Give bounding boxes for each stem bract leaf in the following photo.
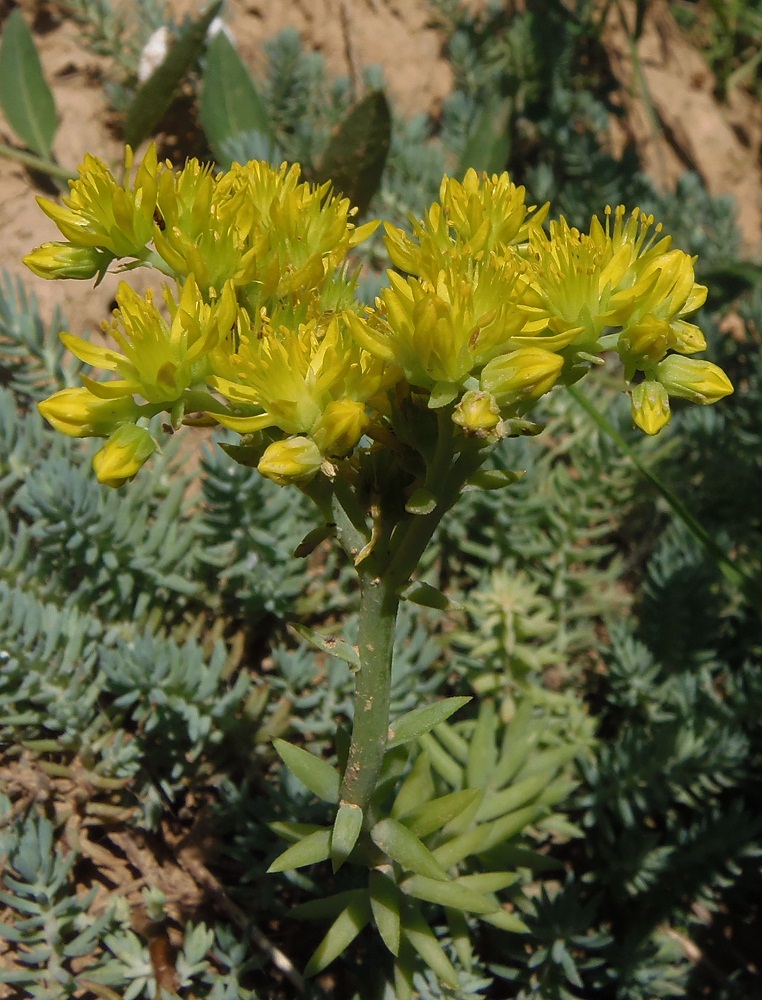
[273,739,341,802]
[387,696,471,749]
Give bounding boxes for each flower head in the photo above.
[32,146,159,260]
[385,168,548,281]
[59,274,236,406]
[349,254,528,401]
[208,308,394,458]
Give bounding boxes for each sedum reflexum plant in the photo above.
[26,146,733,986]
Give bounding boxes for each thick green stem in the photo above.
[386,446,487,588]
[339,572,400,811]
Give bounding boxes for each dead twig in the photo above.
[176,842,306,995]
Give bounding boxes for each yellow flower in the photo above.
[257,436,324,486]
[38,387,141,437]
[32,146,159,260]
[208,310,393,454]
[92,424,158,487]
[24,242,112,281]
[61,274,236,405]
[348,254,527,399]
[385,168,548,280]
[656,355,734,404]
[631,380,671,435]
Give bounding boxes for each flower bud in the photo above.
[618,315,670,365]
[257,437,323,486]
[452,389,501,434]
[311,400,367,455]
[38,388,140,437]
[24,242,112,281]
[656,355,734,404]
[480,348,563,408]
[631,380,671,435]
[93,424,158,487]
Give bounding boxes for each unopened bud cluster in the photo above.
[28,146,733,487]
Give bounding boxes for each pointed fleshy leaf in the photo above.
[464,468,525,492]
[393,948,416,1000]
[292,890,364,921]
[476,801,548,851]
[478,908,530,933]
[289,623,360,669]
[391,752,434,819]
[124,1,223,149]
[537,778,577,808]
[401,875,500,915]
[440,784,483,838]
[398,789,482,840]
[475,771,549,823]
[432,720,470,765]
[433,804,544,869]
[369,870,401,956]
[293,523,336,558]
[466,699,498,790]
[418,732,464,787]
[373,745,410,804]
[267,827,332,873]
[268,821,324,845]
[331,801,363,872]
[447,908,473,973]
[387,697,471,750]
[315,90,391,215]
[536,813,584,839]
[371,818,449,881]
[404,488,436,515]
[303,893,372,977]
[273,739,340,803]
[456,872,518,893]
[428,381,459,408]
[199,29,273,166]
[481,843,563,873]
[492,698,537,789]
[401,905,459,987]
[513,743,581,782]
[0,10,57,158]
[402,581,460,612]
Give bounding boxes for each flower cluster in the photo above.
[29,148,732,488]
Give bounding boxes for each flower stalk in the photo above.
[340,569,400,813]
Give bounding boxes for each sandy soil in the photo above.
[0,0,760,339]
